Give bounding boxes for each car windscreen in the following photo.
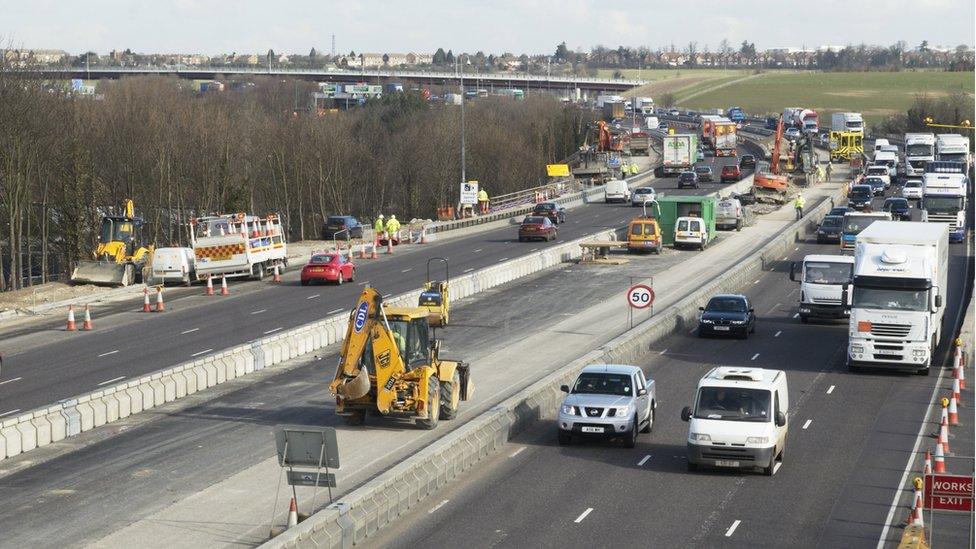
[849,188,872,199]
[522,217,546,225]
[310,255,336,264]
[865,177,884,186]
[679,173,695,181]
[706,297,747,312]
[804,262,852,285]
[905,181,922,188]
[634,188,654,195]
[821,216,842,228]
[572,372,633,396]
[534,203,555,211]
[885,199,908,209]
[694,167,710,173]
[853,286,930,312]
[694,387,771,422]
[844,216,880,233]
[326,217,348,225]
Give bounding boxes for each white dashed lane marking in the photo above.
[802,419,813,430]
[0,377,22,386]
[181,328,199,334]
[751,353,760,361]
[827,385,835,394]
[638,455,651,466]
[97,350,119,357]
[190,348,213,357]
[574,508,594,523]
[725,520,741,537]
[97,376,126,386]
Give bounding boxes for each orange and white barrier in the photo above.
[933,442,946,473]
[948,394,959,426]
[273,263,281,283]
[287,497,298,528]
[938,417,950,454]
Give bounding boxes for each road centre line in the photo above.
[97,376,126,386]
[263,327,283,335]
[766,303,780,314]
[327,308,343,315]
[0,409,20,418]
[751,353,760,361]
[401,268,412,273]
[574,508,594,523]
[181,328,199,334]
[725,520,741,537]
[428,500,450,514]
[753,279,760,284]
[826,385,835,394]
[802,419,812,429]
[510,447,525,458]
[0,377,22,386]
[774,331,782,338]
[97,350,119,357]
[463,268,474,273]
[250,309,266,315]
[638,455,651,466]
[473,248,482,253]
[190,348,213,357]
[498,257,509,262]
[306,294,320,300]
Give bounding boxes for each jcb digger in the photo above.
[71,199,153,286]
[330,288,473,429]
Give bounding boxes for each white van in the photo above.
[150,247,196,286]
[872,138,890,157]
[681,367,789,475]
[644,116,660,131]
[604,179,631,203]
[874,150,898,179]
[674,216,710,250]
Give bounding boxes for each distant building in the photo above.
[2,48,69,66]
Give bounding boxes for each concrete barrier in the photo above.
[264,183,847,549]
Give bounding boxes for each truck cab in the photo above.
[674,216,710,250]
[841,211,892,251]
[904,133,935,177]
[921,168,968,242]
[790,254,854,322]
[681,367,789,476]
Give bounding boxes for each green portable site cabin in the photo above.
[652,195,716,246]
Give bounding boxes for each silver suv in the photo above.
[557,364,656,447]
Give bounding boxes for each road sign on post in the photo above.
[627,284,655,309]
[459,181,479,205]
[924,473,973,512]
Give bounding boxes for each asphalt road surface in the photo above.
[368,193,972,549]
[0,144,753,415]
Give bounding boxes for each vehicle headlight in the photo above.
[913,349,927,357]
[731,320,745,325]
[850,343,864,354]
[700,318,714,324]
[690,433,711,442]
[561,405,576,416]
[746,436,769,444]
[613,405,631,417]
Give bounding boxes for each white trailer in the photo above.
[903,133,935,177]
[847,221,949,374]
[190,213,288,281]
[936,134,972,174]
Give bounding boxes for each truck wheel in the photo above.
[623,415,638,448]
[440,370,461,420]
[641,403,654,433]
[253,263,265,281]
[417,376,440,430]
[343,410,366,426]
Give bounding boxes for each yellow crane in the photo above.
[330,288,473,428]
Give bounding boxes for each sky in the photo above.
[1,0,973,56]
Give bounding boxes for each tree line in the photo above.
[0,71,591,291]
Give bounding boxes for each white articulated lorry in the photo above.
[936,134,972,174]
[903,133,935,177]
[921,162,968,243]
[846,221,949,374]
[790,254,854,322]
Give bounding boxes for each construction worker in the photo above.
[825,162,833,181]
[374,215,385,238]
[630,162,639,175]
[794,192,805,220]
[477,188,489,214]
[385,214,401,242]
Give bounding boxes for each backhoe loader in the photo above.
[71,199,153,286]
[330,288,473,429]
[418,257,450,327]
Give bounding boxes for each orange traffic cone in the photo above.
[370,236,379,259]
[923,450,932,475]
[933,442,947,473]
[957,353,966,390]
[952,377,962,406]
[82,305,93,331]
[206,276,214,296]
[66,305,77,331]
[359,241,367,259]
[948,395,959,426]
[938,417,950,454]
[142,288,152,312]
[273,263,281,283]
[154,288,165,312]
[386,233,394,255]
[909,489,924,528]
[420,226,429,244]
[287,497,298,528]
[220,275,229,295]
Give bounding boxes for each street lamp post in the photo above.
[460,54,466,184]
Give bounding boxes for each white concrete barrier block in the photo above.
[149,379,165,406]
[243,353,254,375]
[126,387,143,414]
[77,402,95,431]
[204,362,219,386]
[218,357,233,381]
[288,341,299,360]
[16,422,37,453]
[233,354,246,377]
[46,412,66,442]
[173,371,187,399]
[91,398,107,427]
[297,336,307,356]
[162,376,177,402]
[31,416,52,447]
[116,389,132,419]
[271,343,282,365]
[137,384,155,411]
[194,365,209,390]
[104,393,120,423]
[1,426,21,458]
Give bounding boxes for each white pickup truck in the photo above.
[557,364,655,448]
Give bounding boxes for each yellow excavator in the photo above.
[418,257,450,327]
[330,287,473,429]
[71,199,153,286]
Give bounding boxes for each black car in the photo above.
[848,185,874,210]
[698,294,756,339]
[883,197,912,220]
[678,171,699,189]
[827,206,851,217]
[816,215,844,243]
[739,154,757,169]
[322,215,364,239]
[765,117,778,130]
[531,201,566,224]
[865,176,886,196]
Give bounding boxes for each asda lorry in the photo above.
[662,134,697,176]
[847,221,948,374]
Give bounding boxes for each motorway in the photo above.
[0,144,751,416]
[368,191,974,549]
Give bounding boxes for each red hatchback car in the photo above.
[518,216,557,242]
[301,253,356,285]
[720,165,741,183]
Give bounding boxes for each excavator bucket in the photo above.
[71,260,131,286]
[335,367,371,400]
[331,288,382,401]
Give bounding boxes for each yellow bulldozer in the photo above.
[71,199,153,287]
[330,287,473,429]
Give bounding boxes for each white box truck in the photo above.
[846,221,949,374]
[921,165,968,242]
[903,133,935,177]
[790,254,854,322]
[190,213,288,281]
[831,112,864,134]
[936,134,972,174]
[662,134,697,176]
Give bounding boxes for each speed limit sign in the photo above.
[627,284,655,309]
